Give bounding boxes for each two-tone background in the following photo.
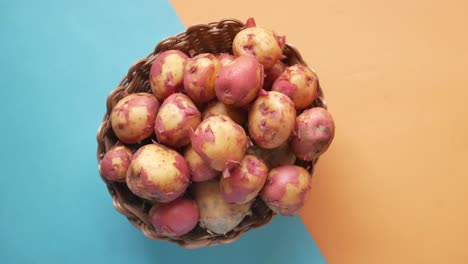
[1,0,467,263]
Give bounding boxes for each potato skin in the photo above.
[263,60,286,90]
[202,100,247,126]
[183,53,221,103]
[193,180,251,234]
[190,115,248,171]
[246,143,296,170]
[150,50,188,101]
[154,93,201,148]
[218,53,234,66]
[99,145,133,182]
[215,55,263,107]
[110,93,160,144]
[291,107,335,160]
[248,91,296,149]
[126,143,190,202]
[220,155,268,204]
[261,165,311,216]
[184,145,219,182]
[149,198,199,237]
[232,26,284,70]
[272,65,318,110]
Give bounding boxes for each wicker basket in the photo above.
[96,18,327,248]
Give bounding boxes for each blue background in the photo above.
[0,0,325,263]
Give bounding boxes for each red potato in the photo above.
[126,143,190,202]
[272,64,318,110]
[202,100,247,125]
[215,55,263,107]
[291,107,335,161]
[150,50,188,101]
[99,144,133,182]
[220,155,268,204]
[232,18,285,70]
[155,93,201,148]
[218,53,235,66]
[111,93,159,144]
[190,115,248,172]
[261,165,311,216]
[193,180,251,234]
[248,91,296,149]
[263,60,286,90]
[149,198,199,237]
[184,145,219,182]
[183,53,221,103]
[246,143,296,169]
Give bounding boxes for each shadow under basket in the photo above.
[96,18,327,249]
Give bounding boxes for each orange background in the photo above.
[171,0,468,263]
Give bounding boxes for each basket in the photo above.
[96,18,327,248]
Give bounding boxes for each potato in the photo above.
[183,53,221,103]
[220,155,268,204]
[215,55,263,107]
[190,115,248,171]
[246,143,296,170]
[150,50,188,101]
[99,144,133,182]
[149,198,199,237]
[218,53,234,66]
[263,60,286,90]
[261,165,311,216]
[193,180,251,234]
[154,93,201,148]
[110,93,160,144]
[291,107,335,160]
[272,64,318,110]
[232,18,285,70]
[184,145,219,182]
[126,143,189,202]
[202,100,247,126]
[248,91,296,149]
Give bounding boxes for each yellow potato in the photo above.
[126,143,189,202]
[154,93,201,148]
[248,91,296,149]
[110,93,159,144]
[149,50,188,101]
[232,26,284,70]
[272,65,318,110]
[190,115,248,171]
[183,53,221,103]
[202,100,247,126]
[193,181,251,235]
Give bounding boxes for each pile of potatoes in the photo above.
[99,18,335,238]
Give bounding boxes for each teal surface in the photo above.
[0,0,326,263]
